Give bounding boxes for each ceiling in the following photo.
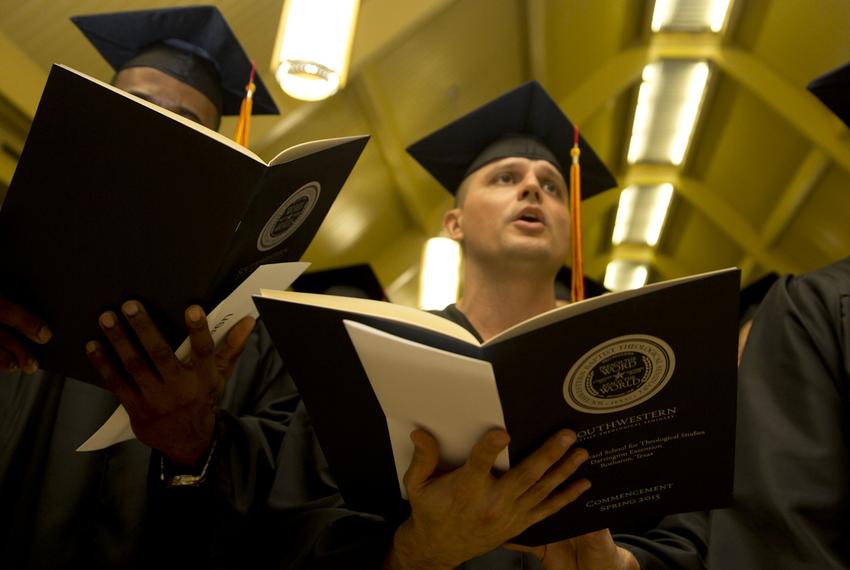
[2,0,850,306]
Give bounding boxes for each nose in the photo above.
[518,172,542,203]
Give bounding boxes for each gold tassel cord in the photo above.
[570,126,584,303]
[233,61,256,147]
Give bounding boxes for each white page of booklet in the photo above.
[344,320,509,499]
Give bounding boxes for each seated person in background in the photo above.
[0,7,297,568]
[262,81,642,570]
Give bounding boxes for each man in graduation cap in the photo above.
[265,81,640,570]
[0,6,297,569]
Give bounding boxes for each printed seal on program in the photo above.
[563,335,675,414]
[257,182,321,252]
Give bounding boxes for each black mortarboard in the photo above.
[739,272,779,325]
[71,5,279,116]
[405,80,617,197]
[807,60,850,127]
[292,264,386,301]
[554,267,609,300]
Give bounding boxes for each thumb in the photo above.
[402,429,440,496]
[215,316,256,378]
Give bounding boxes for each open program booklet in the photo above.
[252,267,740,545]
[0,63,367,385]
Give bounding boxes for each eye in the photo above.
[493,172,515,185]
[542,179,563,195]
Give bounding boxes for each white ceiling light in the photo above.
[418,237,461,310]
[627,59,710,166]
[604,260,650,292]
[651,0,733,33]
[612,183,674,246]
[272,0,360,101]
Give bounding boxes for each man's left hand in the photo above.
[86,300,255,467]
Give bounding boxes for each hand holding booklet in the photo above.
[252,268,740,545]
[0,63,368,385]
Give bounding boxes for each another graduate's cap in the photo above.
[739,272,779,324]
[292,264,386,301]
[808,60,850,127]
[555,267,609,300]
[405,80,617,197]
[71,5,279,117]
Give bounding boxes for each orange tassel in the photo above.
[233,61,256,147]
[570,126,584,303]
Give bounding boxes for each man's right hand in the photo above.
[386,428,591,570]
[0,295,51,374]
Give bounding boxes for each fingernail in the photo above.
[122,301,139,317]
[23,359,38,374]
[36,325,52,344]
[493,431,510,446]
[188,306,203,322]
[100,312,116,329]
[85,341,98,355]
[560,431,576,447]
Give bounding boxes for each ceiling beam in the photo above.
[558,46,647,124]
[738,147,828,282]
[350,67,435,233]
[525,0,547,84]
[624,164,797,274]
[585,243,693,283]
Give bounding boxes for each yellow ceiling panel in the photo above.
[688,74,810,231]
[777,162,850,270]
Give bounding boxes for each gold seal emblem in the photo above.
[257,181,321,252]
[564,335,675,414]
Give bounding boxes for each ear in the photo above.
[443,208,464,242]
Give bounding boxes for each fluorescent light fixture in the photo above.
[604,260,650,292]
[612,183,674,246]
[627,60,710,165]
[651,0,733,33]
[272,0,360,101]
[418,237,461,310]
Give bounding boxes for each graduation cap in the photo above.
[71,5,279,118]
[406,80,617,198]
[406,80,618,302]
[739,272,779,325]
[292,264,386,301]
[555,267,609,301]
[808,60,850,127]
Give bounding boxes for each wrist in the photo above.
[162,412,217,467]
[160,434,218,488]
[386,520,456,570]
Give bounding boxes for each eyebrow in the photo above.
[489,158,563,177]
[126,90,204,125]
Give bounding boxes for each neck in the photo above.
[455,259,558,341]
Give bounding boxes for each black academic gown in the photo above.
[259,305,570,569]
[618,255,850,569]
[0,320,298,570]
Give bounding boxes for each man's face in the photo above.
[113,67,220,130]
[443,156,571,270]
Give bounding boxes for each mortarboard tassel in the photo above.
[233,61,256,147]
[570,125,584,303]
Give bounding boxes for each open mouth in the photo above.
[515,208,545,225]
